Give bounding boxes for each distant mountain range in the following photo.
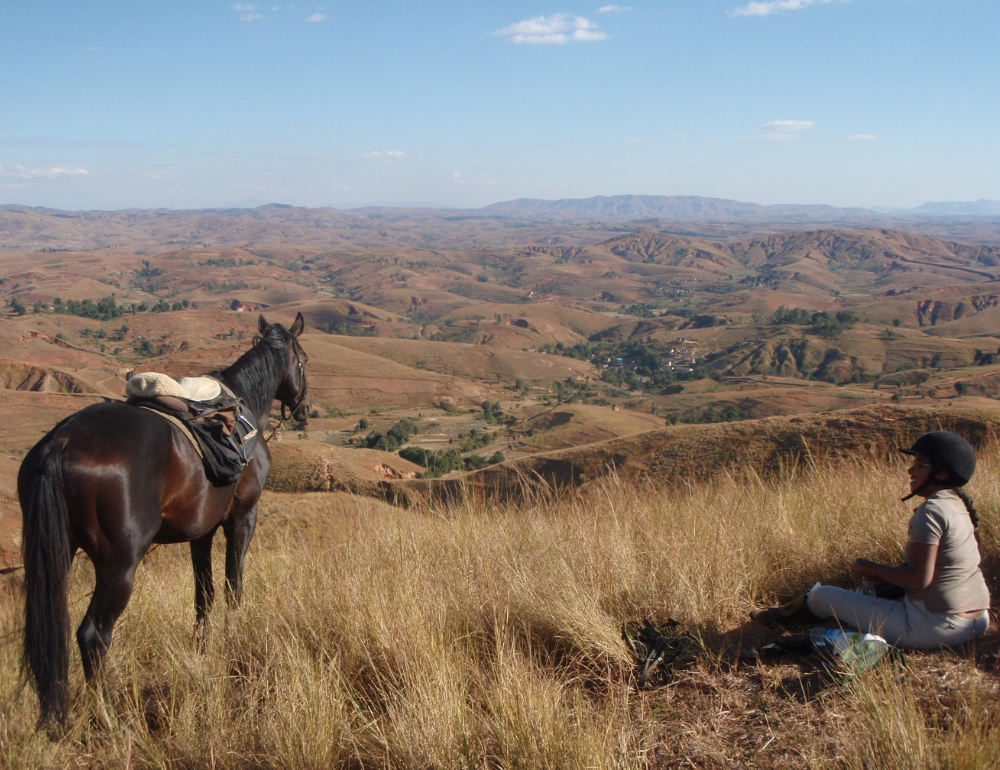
[481,195,1000,221]
[905,200,1000,217]
[4,195,1000,252]
[5,195,998,223]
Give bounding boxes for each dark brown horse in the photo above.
[19,313,310,732]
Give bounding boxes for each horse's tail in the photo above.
[21,437,73,731]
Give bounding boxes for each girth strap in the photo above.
[137,406,204,459]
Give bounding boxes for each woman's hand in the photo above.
[851,544,937,590]
[852,558,880,577]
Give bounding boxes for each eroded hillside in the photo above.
[3,209,1000,562]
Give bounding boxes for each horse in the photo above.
[18,313,310,733]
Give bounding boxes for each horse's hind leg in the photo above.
[223,504,258,607]
[76,561,140,682]
[190,531,216,649]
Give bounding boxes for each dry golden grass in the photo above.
[1,443,999,768]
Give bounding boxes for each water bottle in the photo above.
[809,627,830,649]
[857,577,876,597]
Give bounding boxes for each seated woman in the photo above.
[756,431,990,649]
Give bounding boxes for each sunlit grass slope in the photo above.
[1,442,998,768]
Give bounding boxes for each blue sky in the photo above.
[1,0,997,211]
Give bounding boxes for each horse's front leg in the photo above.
[190,531,216,650]
[222,504,258,608]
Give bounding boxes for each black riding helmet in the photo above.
[900,430,976,500]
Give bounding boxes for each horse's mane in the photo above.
[217,324,292,418]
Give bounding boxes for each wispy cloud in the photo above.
[232,3,263,21]
[0,138,140,150]
[305,13,326,22]
[362,150,405,163]
[598,4,633,12]
[0,164,89,179]
[732,0,844,17]
[847,133,879,141]
[743,119,816,140]
[495,14,607,44]
[760,119,815,132]
[453,170,498,186]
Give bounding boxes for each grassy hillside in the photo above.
[2,439,998,768]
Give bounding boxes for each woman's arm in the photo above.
[852,542,937,590]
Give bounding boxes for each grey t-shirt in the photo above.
[906,489,990,613]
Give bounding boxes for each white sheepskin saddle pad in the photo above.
[126,372,222,402]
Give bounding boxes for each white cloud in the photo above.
[624,137,648,143]
[847,133,879,141]
[495,14,607,44]
[759,119,815,132]
[453,170,498,186]
[0,164,89,179]
[598,4,633,11]
[732,0,843,17]
[233,3,263,20]
[305,13,326,22]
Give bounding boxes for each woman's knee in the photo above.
[805,584,841,619]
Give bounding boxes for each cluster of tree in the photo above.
[771,306,859,337]
[26,296,191,320]
[133,261,166,293]
[689,314,719,328]
[739,275,781,290]
[53,296,124,320]
[198,257,255,268]
[133,338,169,357]
[361,418,419,452]
[318,320,376,337]
[974,347,1000,366]
[601,367,721,394]
[398,446,506,478]
[457,428,494,453]
[481,400,504,425]
[551,377,598,405]
[618,303,656,318]
[7,297,26,316]
[665,399,757,425]
[204,280,253,293]
[543,338,720,394]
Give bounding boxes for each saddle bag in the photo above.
[126,383,259,486]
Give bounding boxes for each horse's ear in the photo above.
[258,314,269,335]
[289,312,305,337]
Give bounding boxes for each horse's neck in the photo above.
[220,346,284,422]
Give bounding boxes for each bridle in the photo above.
[280,356,308,421]
[255,330,309,442]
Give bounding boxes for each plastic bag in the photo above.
[810,627,893,680]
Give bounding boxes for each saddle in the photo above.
[125,373,259,486]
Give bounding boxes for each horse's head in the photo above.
[260,312,311,423]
